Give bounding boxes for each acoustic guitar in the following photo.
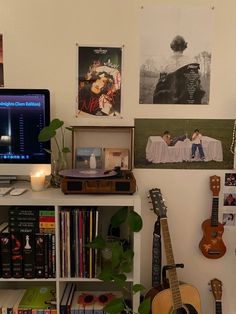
[149,188,202,314]
[199,175,226,259]
[210,278,222,314]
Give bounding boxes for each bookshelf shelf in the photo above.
[0,184,141,313]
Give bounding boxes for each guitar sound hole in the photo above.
[211,231,218,237]
[173,303,198,313]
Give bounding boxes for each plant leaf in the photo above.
[62,147,70,153]
[87,235,106,249]
[50,118,64,130]
[138,298,151,314]
[98,267,113,281]
[111,207,128,227]
[128,210,143,232]
[132,284,145,293]
[38,126,56,142]
[111,241,123,268]
[103,298,125,314]
[112,273,127,288]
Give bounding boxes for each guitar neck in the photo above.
[215,301,222,314]
[211,197,219,226]
[161,217,182,309]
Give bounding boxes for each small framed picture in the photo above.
[225,173,236,186]
[104,148,129,170]
[222,213,235,226]
[223,193,236,206]
[76,147,103,169]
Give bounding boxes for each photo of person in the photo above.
[77,46,122,117]
[139,4,213,104]
[225,173,236,186]
[222,213,235,226]
[224,193,236,206]
[134,118,235,169]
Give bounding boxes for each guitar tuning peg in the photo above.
[148,201,152,204]
[147,194,150,198]
[149,208,154,211]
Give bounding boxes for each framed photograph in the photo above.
[225,173,236,186]
[223,193,236,206]
[77,46,123,117]
[104,148,129,170]
[76,147,103,169]
[134,118,235,169]
[222,213,235,226]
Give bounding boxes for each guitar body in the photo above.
[152,283,202,314]
[199,219,226,259]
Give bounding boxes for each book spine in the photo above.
[11,232,23,278]
[0,230,12,278]
[35,233,45,278]
[44,233,49,278]
[22,232,35,279]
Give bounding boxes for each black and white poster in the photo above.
[139,5,213,105]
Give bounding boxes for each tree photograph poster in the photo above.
[139,4,213,105]
[77,46,122,117]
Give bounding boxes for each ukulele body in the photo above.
[199,219,226,259]
[151,283,202,314]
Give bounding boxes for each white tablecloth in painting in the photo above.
[146,136,223,163]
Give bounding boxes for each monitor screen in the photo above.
[0,89,51,176]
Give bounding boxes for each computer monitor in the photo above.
[0,88,51,176]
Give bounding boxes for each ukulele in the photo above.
[210,278,222,314]
[199,175,226,259]
[149,188,202,314]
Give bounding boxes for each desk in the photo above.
[146,136,223,163]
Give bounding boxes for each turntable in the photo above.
[59,168,136,195]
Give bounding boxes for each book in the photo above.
[35,233,45,278]
[0,227,12,278]
[60,283,75,314]
[11,232,23,278]
[18,286,56,310]
[22,232,35,279]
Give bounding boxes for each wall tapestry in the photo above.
[139,4,213,105]
[76,46,122,118]
[134,118,234,169]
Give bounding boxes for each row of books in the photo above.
[0,286,56,314]
[60,207,99,278]
[0,206,56,279]
[60,283,122,314]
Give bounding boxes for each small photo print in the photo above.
[104,148,129,170]
[225,173,236,186]
[76,147,102,169]
[223,193,236,206]
[222,213,235,226]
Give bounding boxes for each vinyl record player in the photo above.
[59,168,136,195]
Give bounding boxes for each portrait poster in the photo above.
[0,34,4,87]
[139,4,213,105]
[134,118,235,169]
[77,46,122,118]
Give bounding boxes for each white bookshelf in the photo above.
[0,185,141,313]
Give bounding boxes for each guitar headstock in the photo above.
[149,188,167,218]
[210,278,222,301]
[210,175,221,196]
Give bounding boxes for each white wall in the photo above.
[1,0,236,313]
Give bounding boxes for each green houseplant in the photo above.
[38,118,72,186]
[88,206,151,314]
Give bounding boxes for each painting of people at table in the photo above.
[134,118,235,169]
[77,46,122,117]
[139,4,213,104]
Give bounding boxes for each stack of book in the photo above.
[0,285,56,314]
[60,284,122,314]
[0,206,56,279]
[60,207,99,278]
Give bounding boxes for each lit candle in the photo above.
[30,172,46,192]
